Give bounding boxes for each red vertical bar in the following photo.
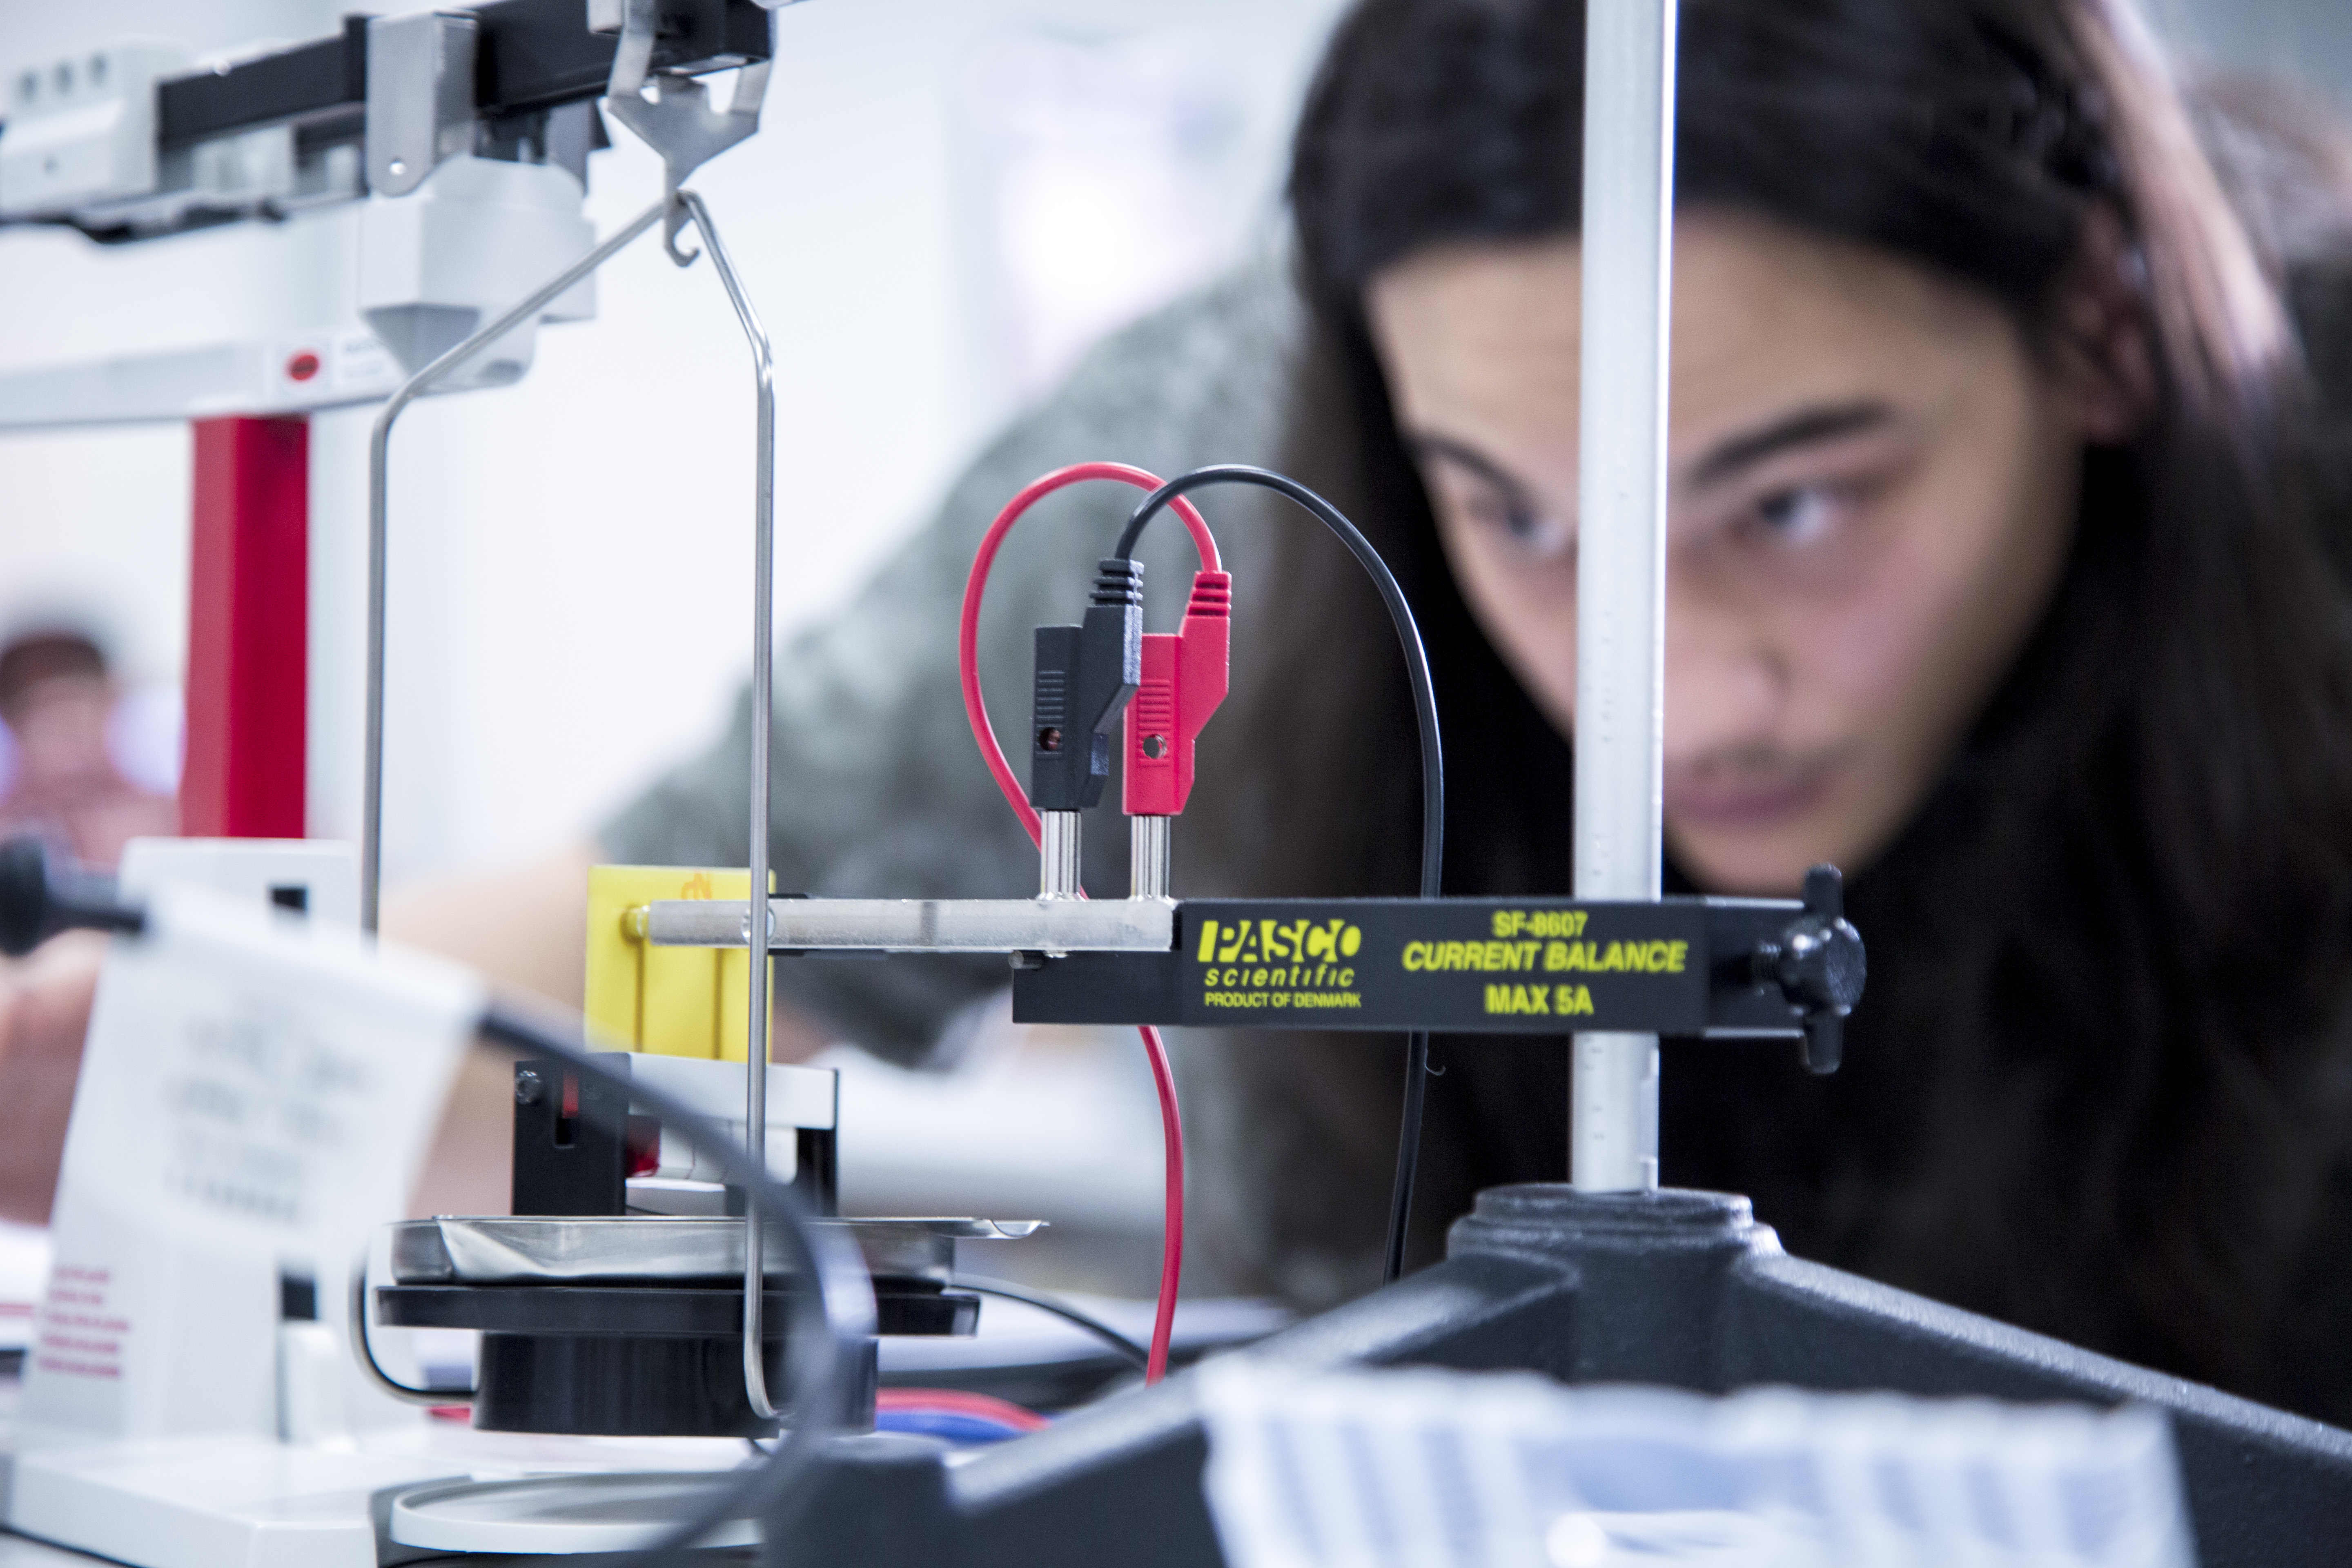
[181,416,307,839]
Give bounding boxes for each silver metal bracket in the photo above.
[600,0,774,263]
[364,13,479,196]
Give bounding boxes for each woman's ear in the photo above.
[2052,205,2158,443]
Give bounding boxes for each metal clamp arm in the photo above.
[644,896,1178,955]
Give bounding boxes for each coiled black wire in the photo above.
[1117,464,1444,1286]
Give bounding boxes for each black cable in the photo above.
[350,1269,474,1401]
[952,1274,1152,1371]
[1386,1033,1436,1280]
[1118,465,1443,1286]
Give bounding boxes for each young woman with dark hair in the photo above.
[8,0,2352,1427]
[1192,0,2352,1418]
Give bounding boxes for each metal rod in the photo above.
[1039,811,1082,900]
[361,197,668,933]
[646,894,1174,953]
[1129,815,1170,900]
[671,189,782,1424]
[1571,0,1677,1191]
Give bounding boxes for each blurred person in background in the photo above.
[13,0,2352,1429]
[0,618,172,1218]
[0,624,176,871]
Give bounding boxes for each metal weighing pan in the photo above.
[390,1215,1044,1286]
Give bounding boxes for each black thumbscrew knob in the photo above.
[0,836,56,958]
[1772,915,1867,1018]
[1769,863,1867,1075]
[1775,916,1864,1077]
[515,1067,547,1105]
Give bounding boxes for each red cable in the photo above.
[1134,1021,1184,1383]
[876,1387,1050,1432]
[956,463,1213,1385]
[958,464,1218,844]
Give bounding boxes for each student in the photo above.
[0,626,176,869]
[12,0,2352,1423]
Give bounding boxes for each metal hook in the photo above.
[663,195,702,268]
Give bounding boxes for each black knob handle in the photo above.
[1802,862,1844,921]
[1763,863,1866,1076]
[1802,1014,1843,1075]
[0,834,144,956]
[0,836,52,957]
[1772,913,1866,1018]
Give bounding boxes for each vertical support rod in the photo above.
[673,190,782,1424]
[183,416,309,840]
[1572,0,1677,1191]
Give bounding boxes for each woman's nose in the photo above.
[1662,607,1787,766]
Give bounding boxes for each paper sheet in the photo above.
[1198,1363,2192,1568]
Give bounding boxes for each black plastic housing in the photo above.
[151,0,776,149]
[1011,893,1864,1049]
[1030,559,1144,812]
[510,1055,631,1216]
[376,1281,966,1435]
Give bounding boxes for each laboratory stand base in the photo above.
[0,1421,764,1568]
[0,1432,464,1568]
[767,1186,2352,1568]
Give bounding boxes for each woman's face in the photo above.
[1368,211,2109,895]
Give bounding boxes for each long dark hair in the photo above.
[1186,0,2352,1419]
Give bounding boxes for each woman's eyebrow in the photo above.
[1688,401,1893,487]
[1404,430,1543,520]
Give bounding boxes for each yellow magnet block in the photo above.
[584,865,775,1060]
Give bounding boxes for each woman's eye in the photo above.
[1468,493,1568,557]
[1749,486,1840,546]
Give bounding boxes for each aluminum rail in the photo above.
[666,189,785,1423]
[644,896,1177,954]
[361,196,668,934]
[1572,0,1678,1191]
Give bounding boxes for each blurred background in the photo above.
[0,0,2345,1298]
[0,0,1348,875]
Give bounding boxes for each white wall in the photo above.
[0,0,1346,881]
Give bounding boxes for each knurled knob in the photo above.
[1773,914,1866,1017]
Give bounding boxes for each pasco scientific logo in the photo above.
[1195,916,1364,1010]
